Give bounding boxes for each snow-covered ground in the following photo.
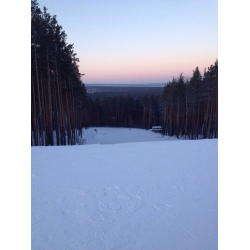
[81,127,174,145]
[31,128,218,250]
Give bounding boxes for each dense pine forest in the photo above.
[31,0,87,146]
[31,0,218,146]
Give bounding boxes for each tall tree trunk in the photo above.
[46,45,53,145]
[54,59,60,145]
[203,93,210,139]
[31,102,38,146]
[214,85,218,138]
[196,103,200,139]
[53,83,60,145]
[57,74,66,145]
[31,72,38,146]
[65,86,71,145]
[208,94,213,138]
[176,100,180,138]
[40,74,46,145]
[69,75,76,145]
[169,98,172,136]
[185,83,188,139]
[33,34,43,144]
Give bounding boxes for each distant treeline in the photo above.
[87,86,163,99]
[31,0,217,146]
[85,59,218,140]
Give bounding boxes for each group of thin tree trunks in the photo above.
[31,0,218,146]
[31,0,87,146]
[161,61,218,139]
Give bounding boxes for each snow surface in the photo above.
[81,127,173,145]
[31,128,218,250]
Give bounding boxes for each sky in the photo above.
[36,0,217,84]
[31,132,218,249]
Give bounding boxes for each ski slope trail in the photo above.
[31,129,217,250]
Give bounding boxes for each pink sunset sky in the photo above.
[37,0,218,84]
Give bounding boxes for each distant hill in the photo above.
[86,85,164,99]
[85,83,166,87]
